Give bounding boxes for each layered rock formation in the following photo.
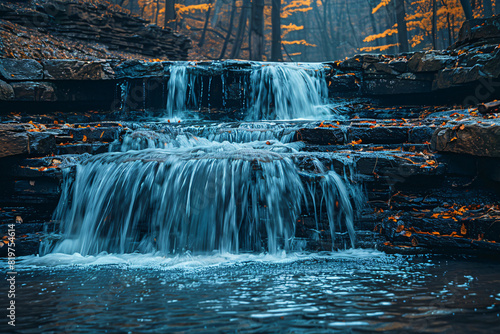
[0,0,191,60]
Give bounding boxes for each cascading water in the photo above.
[165,64,194,116]
[248,64,329,120]
[42,61,362,257]
[161,62,330,120]
[44,137,360,256]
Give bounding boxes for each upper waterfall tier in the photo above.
[159,62,330,120]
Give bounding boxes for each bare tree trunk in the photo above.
[219,0,237,59]
[250,0,264,61]
[432,0,437,49]
[483,0,493,17]
[345,0,360,49]
[395,0,409,52]
[230,0,250,58]
[271,0,282,61]
[164,0,176,29]
[383,4,397,53]
[198,0,213,48]
[312,0,331,59]
[459,0,473,20]
[447,13,453,46]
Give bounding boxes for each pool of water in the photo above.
[5,250,500,333]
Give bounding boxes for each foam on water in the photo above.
[19,248,385,270]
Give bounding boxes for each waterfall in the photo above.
[248,64,329,120]
[44,139,359,256]
[161,62,330,120]
[42,62,363,257]
[165,64,193,116]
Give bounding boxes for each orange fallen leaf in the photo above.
[350,139,362,145]
[411,237,418,246]
[460,223,467,235]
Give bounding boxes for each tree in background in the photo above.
[271,0,282,61]
[165,0,177,29]
[110,0,499,61]
[250,0,265,60]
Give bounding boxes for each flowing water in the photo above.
[8,252,500,333]
[4,62,500,333]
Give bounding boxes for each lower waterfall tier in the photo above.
[43,140,360,256]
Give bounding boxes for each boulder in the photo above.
[0,59,43,81]
[0,79,14,100]
[42,60,115,80]
[409,126,435,143]
[11,81,56,101]
[28,132,56,156]
[452,16,500,49]
[408,52,455,73]
[349,126,409,144]
[432,64,491,90]
[0,131,29,158]
[431,122,500,157]
[295,127,345,145]
[327,74,360,94]
[114,60,167,79]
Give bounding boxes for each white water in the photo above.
[39,62,362,259]
[43,138,359,256]
[248,64,329,120]
[21,249,385,269]
[163,62,330,120]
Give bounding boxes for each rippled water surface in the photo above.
[6,251,500,333]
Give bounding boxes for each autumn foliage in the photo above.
[103,0,499,59]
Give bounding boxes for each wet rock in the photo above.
[114,60,167,79]
[349,126,409,144]
[0,131,29,158]
[67,127,120,142]
[409,126,435,143]
[432,64,488,90]
[295,128,345,145]
[452,16,500,49]
[28,132,56,156]
[327,74,360,94]
[0,1,191,61]
[371,62,400,75]
[482,49,500,78]
[339,54,384,70]
[408,52,454,73]
[0,79,14,100]
[42,60,115,80]
[431,122,500,157]
[363,76,432,95]
[388,59,408,73]
[11,81,56,101]
[0,59,43,81]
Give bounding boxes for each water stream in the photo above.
[8,62,499,333]
[42,62,359,256]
